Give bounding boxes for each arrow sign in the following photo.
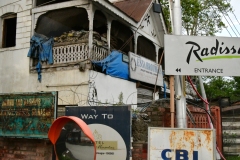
[176,68,181,72]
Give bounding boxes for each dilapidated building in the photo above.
[0,0,167,159]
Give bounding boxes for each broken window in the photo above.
[111,21,134,54]
[1,13,17,48]
[35,7,89,38]
[93,10,108,48]
[93,10,107,35]
[36,0,71,7]
[137,36,156,61]
[31,7,89,67]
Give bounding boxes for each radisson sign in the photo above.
[164,35,240,76]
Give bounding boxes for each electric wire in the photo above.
[209,5,232,37]
[232,12,240,26]
[224,26,233,37]
[187,76,226,160]
[186,100,214,124]
[221,13,236,37]
[213,4,239,37]
[226,14,240,36]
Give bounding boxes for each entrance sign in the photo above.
[66,106,131,160]
[164,35,240,76]
[148,128,216,160]
[129,52,163,86]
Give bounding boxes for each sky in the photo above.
[215,0,240,37]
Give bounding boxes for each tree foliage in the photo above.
[201,76,240,102]
[160,0,232,36]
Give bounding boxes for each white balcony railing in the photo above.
[31,43,109,71]
[53,43,109,64]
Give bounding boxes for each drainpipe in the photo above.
[173,0,187,128]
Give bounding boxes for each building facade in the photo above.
[0,0,166,159]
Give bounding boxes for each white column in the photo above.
[87,7,94,59]
[173,0,187,128]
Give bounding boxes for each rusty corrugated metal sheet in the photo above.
[112,0,152,22]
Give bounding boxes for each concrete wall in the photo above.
[89,71,137,108]
[0,1,90,160]
[0,0,90,106]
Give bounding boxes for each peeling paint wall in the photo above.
[89,70,137,108]
[0,0,91,106]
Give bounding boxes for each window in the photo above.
[2,13,17,48]
[137,36,156,61]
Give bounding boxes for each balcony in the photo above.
[31,35,109,71]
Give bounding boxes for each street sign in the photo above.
[148,128,216,160]
[164,35,240,76]
[0,92,57,139]
[129,52,163,86]
[66,106,131,160]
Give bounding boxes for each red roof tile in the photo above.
[113,0,152,22]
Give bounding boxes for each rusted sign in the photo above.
[148,128,216,160]
[0,92,57,139]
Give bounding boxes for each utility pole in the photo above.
[172,0,187,128]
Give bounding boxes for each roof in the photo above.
[112,0,152,22]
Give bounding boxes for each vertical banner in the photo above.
[66,106,131,160]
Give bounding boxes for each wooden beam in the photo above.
[222,105,240,112]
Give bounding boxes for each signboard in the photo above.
[164,35,240,76]
[0,92,57,139]
[148,128,216,160]
[66,106,131,160]
[129,52,163,86]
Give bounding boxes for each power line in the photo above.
[226,14,240,36]
[222,13,238,37]
[224,27,232,37]
[232,11,240,26]
[211,4,238,37]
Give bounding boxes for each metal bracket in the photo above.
[175,95,181,100]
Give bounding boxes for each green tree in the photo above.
[232,77,240,98]
[203,76,236,101]
[160,0,232,35]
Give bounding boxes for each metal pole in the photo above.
[173,0,187,128]
[170,76,175,127]
[198,76,213,128]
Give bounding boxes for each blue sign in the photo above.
[161,149,198,160]
[66,106,131,160]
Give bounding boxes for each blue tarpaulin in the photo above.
[27,32,53,82]
[92,50,130,80]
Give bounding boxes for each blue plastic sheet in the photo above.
[92,50,130,80]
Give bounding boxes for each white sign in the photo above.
[89,124,127,160]
[164,35,240,76]
[129,52,163,86]
[148,127,216,160]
